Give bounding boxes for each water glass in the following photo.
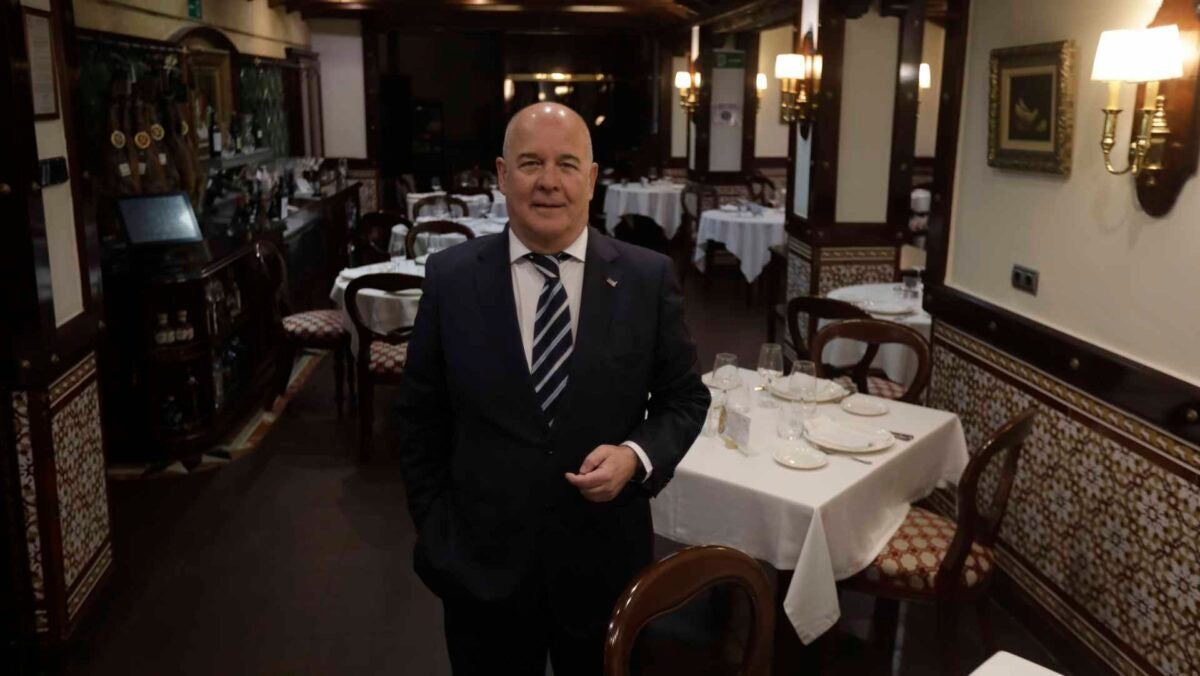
[791,360,819,421]
[776,401,804,440]
[711,353,740,390]
[756,343,783,408]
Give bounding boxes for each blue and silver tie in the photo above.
[527,253,573,425]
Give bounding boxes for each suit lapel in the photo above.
[553,228,620,438]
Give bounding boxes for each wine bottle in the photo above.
[209,108,222,158]
[230,112,243,153]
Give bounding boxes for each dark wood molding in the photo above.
[808,0,845,226]
[361,16,381,162]
[752,156,790,168]
[787,219,906,247]
[167,25,239,54]
[691,170,752,184]
[924,0,970,287]
[697,0,799,34]
[740,30,759,176]
[690,25,714,181]
[926,284,1200,446]
[884,0,924,231]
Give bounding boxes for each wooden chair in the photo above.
[412,195,469,219]
[809,318,931,402]
[344,272,423,459]
[254,239,354,415]
[454,167,496,188]
[745,173,776,206]
[604,545,775,676]
[840,407,1038,675]
[680,182,719,285]
[447,185,494,206]
[353,211,410,265]
[613,213,669,255]
[404,220,475,260]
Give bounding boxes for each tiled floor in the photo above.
[55,271,1068,675]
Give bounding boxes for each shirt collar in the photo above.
[508,225,588,265]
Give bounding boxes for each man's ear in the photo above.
[496,157,508,194]
[587,162,599,200]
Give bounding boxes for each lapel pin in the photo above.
[606,277,618,287]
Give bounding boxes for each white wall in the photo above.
[835,9,899,223]
[756,24,792,158]
[948,0,1200,386]
[309,18,367,159]
[708,50,745,172]
[671,55,688,158]
[915,21,945,158]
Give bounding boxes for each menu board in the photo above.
[23,9,59,120]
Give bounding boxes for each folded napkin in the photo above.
[785,373,843,399]
[804,416,875,450]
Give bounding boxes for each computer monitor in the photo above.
[117,192,203,246]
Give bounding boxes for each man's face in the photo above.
[497,107,598,249]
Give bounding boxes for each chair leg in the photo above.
[333,345,345,417]
[872,597,901,671]
[936,601,962,676]
[975,596,997,655]
[358,373,374,460]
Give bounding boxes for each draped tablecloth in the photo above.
[603,181,686,239]
[651,368,968,644]
[388,216,507,257]
[406,190,505,220]
[693,207,787,283]
[821,283,932,386]
[329,259,426,354]
[971,652,1062,676]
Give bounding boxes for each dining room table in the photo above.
[822,282,931,385]
[693,205,787,283]
[329,258,426,354]
[388,215,508,258]
[603,179,686,239]
[651,367,969,645]
[405,189,506,220]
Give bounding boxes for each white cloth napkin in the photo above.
[786,373,844,400]
[804,416,875,450]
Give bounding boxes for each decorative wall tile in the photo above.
[349,168,379,214]
[51,380,110,591]
[11,392,47,633]
[787,237,812,301]
[928,322,1200,676]
[817,263,897,297]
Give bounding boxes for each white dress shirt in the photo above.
[508,227,652,480]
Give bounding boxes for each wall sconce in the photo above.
[776,30,822,138]
[919,63,932,91]
[1091,25,1185,180]
[674,69,700,114]
[755,72,768,110]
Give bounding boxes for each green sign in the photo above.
[715,51,745,69]
[187,0,202,20]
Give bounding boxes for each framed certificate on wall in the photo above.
[23,7,59,120]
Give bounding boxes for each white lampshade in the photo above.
[1092,25,1185,82]
[919,62,932,89]
[693,71,701,88]
[775,53,806,80]
[674,70,692,89]
[811,54,823,84]
[756,72,768,91]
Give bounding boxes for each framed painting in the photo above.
[988,40,1076,175]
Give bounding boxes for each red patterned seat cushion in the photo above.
[859,507,994,594]
[283,309,347,344]
[368,341,407,376]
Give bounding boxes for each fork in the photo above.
[825,450,873,465]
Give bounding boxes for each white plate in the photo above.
[803,419,894,453]
[858,299,913,315]
[773,444,828,470]
[841,394,889,416]
[769,378,848,403]
[702,372,742,391]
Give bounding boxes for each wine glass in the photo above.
[756,343,783,408]
[711,353,740,391]
[790,360,819,421]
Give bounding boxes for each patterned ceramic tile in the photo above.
[817,263,897,297]
[928,322,1200,676]
[11,392,47,632]
[349,168,379,213]
[51,380,111,591]
[786,237,813,301]
[67,542,112,621]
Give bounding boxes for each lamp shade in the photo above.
[1126,25,1185,82]
[775,53,806,80]
[674,70,692,89]
[756,72,768,91]
[919,62,932,89]
[693,71,701,88]
[1091,29,1135,81]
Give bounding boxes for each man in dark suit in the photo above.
[397,103,709,675]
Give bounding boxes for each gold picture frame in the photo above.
[988,40,1076,175]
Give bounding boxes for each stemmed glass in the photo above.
[710,353,740,390]
[756,343,783,408]
[791,360,818,420]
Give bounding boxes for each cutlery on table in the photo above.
[825,450,872,465]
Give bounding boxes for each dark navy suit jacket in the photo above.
[397,226,709,611]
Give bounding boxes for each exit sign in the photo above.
[187,0,202,20]
[715,51,745,68]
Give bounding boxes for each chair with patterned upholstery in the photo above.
[354,211,410,266]
[404,220,476,260]
[255,239,354,415]
[412,195,470,219]
[809,318,930,403]
[604,545,774,676]
[344,272,422,459]
[840,407,1037,675]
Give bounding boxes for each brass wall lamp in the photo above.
[775,31,822,138]
[1089,0,1200,217]
[674,69,701,115]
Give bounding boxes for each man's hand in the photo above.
[565,444,640,503]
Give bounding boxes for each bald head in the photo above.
[502,103,593,164]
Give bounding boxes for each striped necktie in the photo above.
[527,252,573,425]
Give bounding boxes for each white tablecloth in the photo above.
[693,208,787,283]
[822,283,932,385]
[651,368,969,644]
[971,652,1062,675]
[330,259,426,354]
[388,216,507,257]
[603,181,686,239]
[406,190,504,220]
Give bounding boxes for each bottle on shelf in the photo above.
[228,278,242,318]
[175,310,194,343]
[154,313,175,346]
[230,111,243,154]
[208,107,222,159]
